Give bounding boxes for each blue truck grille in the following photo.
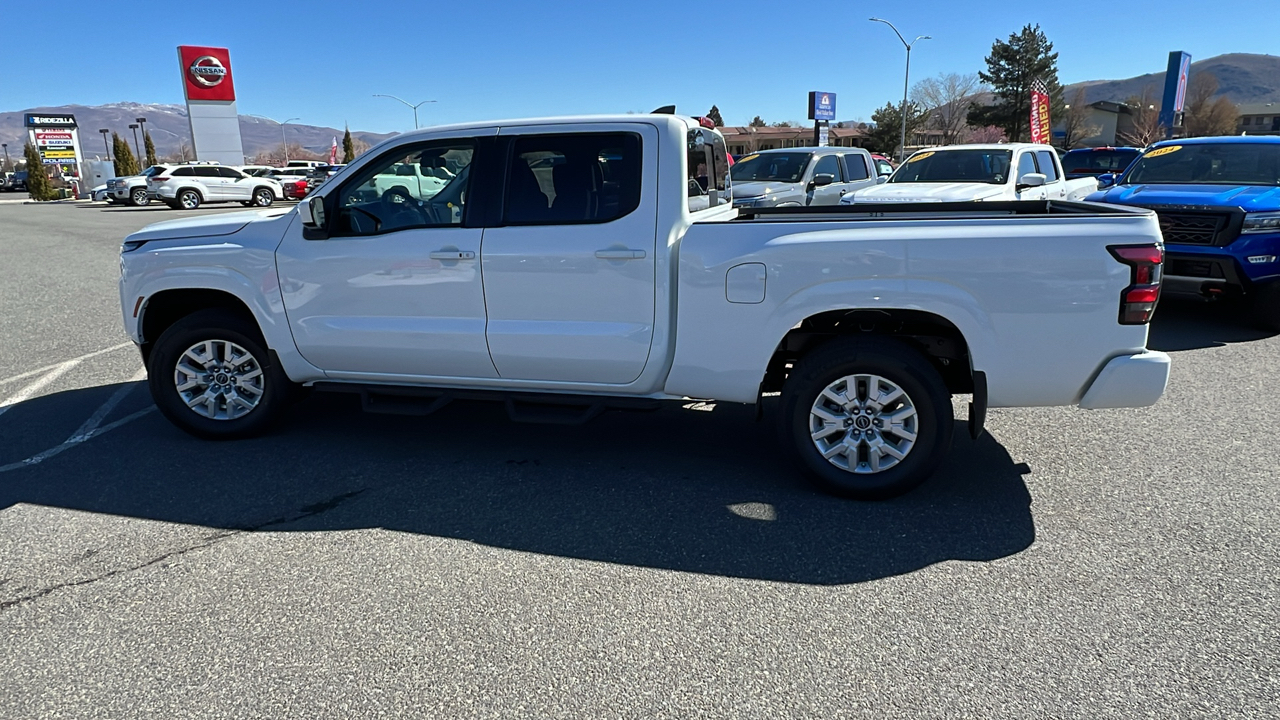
[1145,210,1235,247]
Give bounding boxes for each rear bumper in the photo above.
[1078,351,1170,409]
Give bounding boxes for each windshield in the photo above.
[730,152,813,183]
[140,166,165,177]
[1061,150,1139,175]
[1125,143,1280,186]
[890,149,1013,184]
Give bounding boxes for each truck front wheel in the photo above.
[148,309,293,439]
[780,337,953,500]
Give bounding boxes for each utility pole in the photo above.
[870,17,930,162]
[373,95,436,129]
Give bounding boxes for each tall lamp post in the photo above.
[280,117,300,164]
[2,143,9,172]
[870,17,930,162]
[373,95,436,129]
[98,129,111,160]
[128,124,142,166]
[136,117,148,164]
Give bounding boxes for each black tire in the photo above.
[1247,281,1280,332]
[148,309,295,440]
[129,187,150,206]
[177,189,201,210]
[780,337,953,500]
[164,200,181,210]
[252,187,274,207]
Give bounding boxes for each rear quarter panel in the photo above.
[665,212,1161,406]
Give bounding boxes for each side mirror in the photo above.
[812,173,836,187]
[1017,173,1047,189]
[301,195,326,229]
[1096,173,1117,188]
[875,175,889,185]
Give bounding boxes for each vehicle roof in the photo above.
[1147,135,1280,147]
[1063,146,1141,152]
[914,143,1052,152]
[747,146,862,156]
[376,113,699,143]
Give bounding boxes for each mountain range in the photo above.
[1064,53,1280,106]
[0,102,397,162]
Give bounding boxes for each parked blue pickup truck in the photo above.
[1089,136,1280,330]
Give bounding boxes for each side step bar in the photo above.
[312,382,663,426]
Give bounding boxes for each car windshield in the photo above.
[889,149,1013,184]
[1124,143,1280,186]
[1061,150,1139,174]
[140,166,165,177]
[730,152,814,183]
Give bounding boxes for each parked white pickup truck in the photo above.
[844,143,1097,205]
[119,114,1169,499]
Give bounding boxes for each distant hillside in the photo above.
[1065,53,1280,105]
[0,102,396,161]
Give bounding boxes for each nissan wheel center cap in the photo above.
[189,56,227,87]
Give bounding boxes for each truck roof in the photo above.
[374,113,700,141]
[914,143,1054,152]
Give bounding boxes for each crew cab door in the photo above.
[276,131,498,379]
[807,154,848,205]
[481,124,658,384]
[1035,149,1068,199]
[1014,151,1049,200]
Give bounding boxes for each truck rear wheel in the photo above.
[780,337,953,499]
[148,309,293,440]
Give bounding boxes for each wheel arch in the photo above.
[138,288,259,366]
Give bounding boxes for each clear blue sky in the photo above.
[4,1,1277,132]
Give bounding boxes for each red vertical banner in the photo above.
[1029,79,1051,144]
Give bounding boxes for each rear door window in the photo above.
[194,167,220,178]
[505,132,642,225]
[843,154,869,181]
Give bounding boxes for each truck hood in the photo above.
[1089,183,1280,212]
[125,209,288,243]
[849,182,1006,203]
[731,180,800,199]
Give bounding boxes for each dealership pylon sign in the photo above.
[178,45,245,166]
[1029,79,1051,144]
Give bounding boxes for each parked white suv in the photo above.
[108,165,172,206]
[148,165,281,210]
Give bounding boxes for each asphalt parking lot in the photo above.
[1,201,1276,718]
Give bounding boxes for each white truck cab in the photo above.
[846,143,1097,204]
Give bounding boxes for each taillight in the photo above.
[151,177,168,183]
[1109,244,1163,324]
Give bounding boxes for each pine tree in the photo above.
[112,133,140,177]
[707,105,724,127]
[23,143,56,201]
[866,102,931,158]
[342,126,355,164]
[749,116,766,128]
[143,130,158,167]
[967,24,1063,143]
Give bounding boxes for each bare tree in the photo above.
[911,72,985,145]
[1182,73,1240,137]
[962,125,1007,143]
[1119,86,1165,147]
[1060,87,1102,149]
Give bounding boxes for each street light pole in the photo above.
[280,117,300,164]
[128,124,141,166]
[136,117,148,164]
[870,17,930,162]
[373,95,437,129]
[2,143,9,172]
[98,129,111,161]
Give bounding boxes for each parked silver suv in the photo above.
[147,164,281,210]
[730,147,880,208]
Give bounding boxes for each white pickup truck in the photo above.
[119,114,1170,499]
[845,143,1097,205]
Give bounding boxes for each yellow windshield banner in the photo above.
[1144,145,1182,159]
[907,151,935,163]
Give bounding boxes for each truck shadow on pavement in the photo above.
[1147,297,1277,352]
[0,385,1036,586]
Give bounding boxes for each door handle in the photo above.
[595,249,646,260]
[429,250,475,260]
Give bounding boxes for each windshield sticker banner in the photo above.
[906,151,935,164]
[1029,79,1051,145]
[1144,145,1182,159]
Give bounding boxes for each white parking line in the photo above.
[0,342,133,387]
[0,369,154,474]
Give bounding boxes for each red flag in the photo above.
[330,136,338,164]
[1029,79,1051,144]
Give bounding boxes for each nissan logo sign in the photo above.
[188,56,227,87]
